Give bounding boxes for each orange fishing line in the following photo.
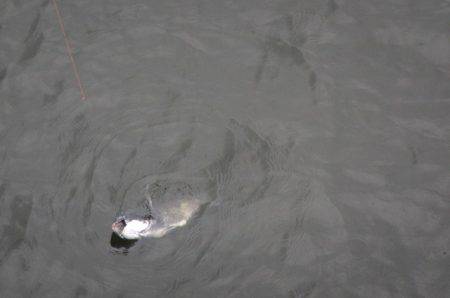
[51,0,87,100]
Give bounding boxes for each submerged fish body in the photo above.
[112,185,201,240]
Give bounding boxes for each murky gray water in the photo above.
[1,0,450,297]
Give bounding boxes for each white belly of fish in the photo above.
[121,220,151,239]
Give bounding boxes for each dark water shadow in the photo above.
[0,194,33,264]
[110,233,137,254]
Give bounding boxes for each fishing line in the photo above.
[51,0,87,100]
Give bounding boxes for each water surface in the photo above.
[1,0,449,297]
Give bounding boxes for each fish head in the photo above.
[112,216,127,236]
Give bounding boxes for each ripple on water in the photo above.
[30,93,314,295]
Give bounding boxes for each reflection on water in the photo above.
[110,233,137,254]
